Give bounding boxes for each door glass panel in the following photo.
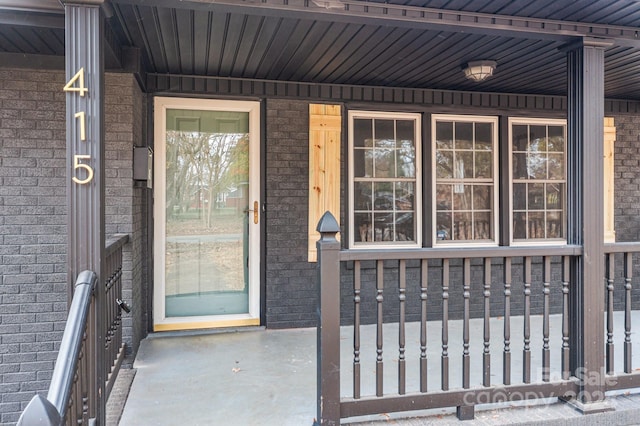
[164,109,250,318]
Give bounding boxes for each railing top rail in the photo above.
[105,233,129,257]
[16,270,97,426]
[339,245,582,261]
[604,242,640,253]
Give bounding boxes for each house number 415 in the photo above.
[64,68,94,185]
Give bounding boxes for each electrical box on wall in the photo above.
[133,147,153,189]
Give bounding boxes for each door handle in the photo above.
[246,201,259,224]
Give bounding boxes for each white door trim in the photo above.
[153,97,261,331]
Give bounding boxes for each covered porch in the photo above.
[113,316,640,425]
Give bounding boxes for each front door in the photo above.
[153,97,261,331]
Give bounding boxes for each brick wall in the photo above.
[0,69,149,423]
[264,99,320,328]
[104,74,149,363]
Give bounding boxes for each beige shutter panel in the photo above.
[308,104,341,262]
[604,117,616,243]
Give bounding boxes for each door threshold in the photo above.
[149,324,265,339]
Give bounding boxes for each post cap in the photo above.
[316,211,340,234]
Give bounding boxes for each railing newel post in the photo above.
[316,212,341,426]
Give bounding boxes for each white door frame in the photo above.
[153,97,261,331]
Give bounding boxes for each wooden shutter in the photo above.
[604,117,616,243]
[308,104,341,262]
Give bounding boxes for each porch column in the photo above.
[63,1,105,424]
[565,37,611,412]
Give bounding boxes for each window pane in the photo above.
[395,213,414,241]
[547,211,562,238]
[375,120,394,146]
[453,185,472,210]
[436,121,453,149]
[548,126,564,149]
[513,183,527,210]
[354,119,372,148]
[513,153,528,179]
[513,212,527,239]
[374,213,393,241]
[458,151,473,179]
[373,182,393,210]
[513,125,529,151]
[546,183,562,209]
[455,122,473,149]
[436,184,452,210]
[354,149,373,178]
[548,153,564,179]
[436,150,453,178]
[397,120,414,141]
[527,152,546,179]
[528,183,545,210]
[395,182,414,210]
[354,181,373,210]
[474,211,492,240]
[436,212,452,240]
[355,212,373,242]
[475,123,492,150]
[530,125,547,149]
[374,149,394,178]
[473,185,492,210]
[529,212,545,238]
[475,151,492,178]
[397,139,415,177]
[453,212,472,240]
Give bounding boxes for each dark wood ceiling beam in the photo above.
[111,0,640,46]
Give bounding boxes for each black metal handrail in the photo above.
[17,270,97,426]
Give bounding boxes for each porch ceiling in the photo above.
[2,0,640,99]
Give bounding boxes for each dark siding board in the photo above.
[234,15,266,77]
[268,18,319,81]
[218,14,248,76]
[192,11,212,75]
[243,17,282,79]
[175,8,194,75]
[135,6,169,74]
[207,12,229,76]
[155,7,180,74]
[255,18,298,80]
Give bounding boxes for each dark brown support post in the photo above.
[316,212,341,426]
[564,37,612,413]
[457,258,474,420]
[503,257,512,385]
[64,1,105,424]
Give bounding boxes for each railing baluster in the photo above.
[562,256,570,380]
[606,253,615,375]
[376,260,384,397]
[542,256,551,382]
[353,260,361,399]
[483,258,491,387]
[442,258,450,391]
[503,257,512,386]
[420,259,428,393]
[398,259,406,395]
[523,256,531,384]
[625,252,633,373]
[463,258,471,389]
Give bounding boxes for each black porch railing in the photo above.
[316,213,640,425]
[17,234,129,426]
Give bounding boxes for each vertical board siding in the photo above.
[308,104,341,262]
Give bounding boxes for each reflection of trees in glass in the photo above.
[166,130,248,227]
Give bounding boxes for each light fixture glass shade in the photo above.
[463,60,497,82]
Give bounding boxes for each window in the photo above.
[349,111,421,248]
[433,115,499,246]
[510,118,566,244]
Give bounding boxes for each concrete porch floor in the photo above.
[113,314,640,425]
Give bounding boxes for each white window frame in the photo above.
[432,114,500,247]
[348,110,422,249]
[509,117,567,246]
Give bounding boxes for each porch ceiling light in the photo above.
[463,60,497,82]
